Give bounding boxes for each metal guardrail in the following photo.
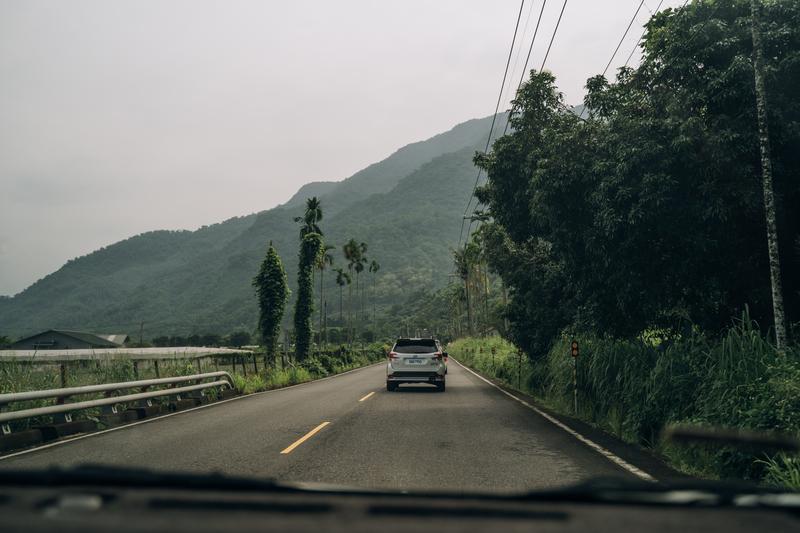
[0,371,235,434]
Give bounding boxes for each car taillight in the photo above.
[388,351,399,360]
[433,352,443,360]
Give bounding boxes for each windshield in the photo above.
[0,0,798,514]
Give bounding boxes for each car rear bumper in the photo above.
[386,371,444,383]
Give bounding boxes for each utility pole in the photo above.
[751,0,787,350]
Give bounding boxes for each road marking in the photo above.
[281,422,330,455]
[451,358,656,483]
[358,391,375,402]
[0,362,383,462]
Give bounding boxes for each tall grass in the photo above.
[449,315,800,488]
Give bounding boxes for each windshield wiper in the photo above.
[0,465,797,509]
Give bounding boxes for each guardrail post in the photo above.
[154,359,160,378]
[241,356,248,376]
[195,358,202,374]
[132,361,139,380]
[252,354,258,374]
[59,364,67,388]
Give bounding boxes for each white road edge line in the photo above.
[358,391,375,402]
[452,358,656,483]
[0,361,384,462]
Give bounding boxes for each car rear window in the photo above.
[393,339,438,354]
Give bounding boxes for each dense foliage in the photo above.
[475,0,800,357]
[253,243,289,357]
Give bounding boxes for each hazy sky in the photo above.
[0,0,686,295]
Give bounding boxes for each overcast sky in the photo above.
[0,0,686,296]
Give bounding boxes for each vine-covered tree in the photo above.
[294,232,323,360]
[252,242,289,359]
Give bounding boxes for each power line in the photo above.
[601,0,647,78]
[467,0,563,243]
[623,0,668,68]
[540,0,570,71]
[465,0,563,246]
[456,0,527,253]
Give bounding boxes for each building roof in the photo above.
[12,330,126,348]
[98,334,130,346]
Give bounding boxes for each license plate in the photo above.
[406,358,424,365]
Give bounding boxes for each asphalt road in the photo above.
[0,360,640,492]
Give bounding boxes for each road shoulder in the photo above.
[452,358,690,484]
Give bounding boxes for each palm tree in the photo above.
[334,267,350,341]
[293,197,323,237]
[317,244,335,351]
[368,259,380,328]
[358,243,368,326]
[342,239,360,343]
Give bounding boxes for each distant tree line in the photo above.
[151,331,252,348]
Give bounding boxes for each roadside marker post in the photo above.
[571,340,579,415]
[517,349,522,389]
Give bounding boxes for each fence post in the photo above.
[195,358,202,374]
[59,363,67,388]
[252,354,258,374]
[154,359,160,378]
[132,360,139,380]
[517,349,521,390]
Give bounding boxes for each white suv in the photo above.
[386,338,447,392]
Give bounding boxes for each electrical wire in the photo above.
[456,0,527,253]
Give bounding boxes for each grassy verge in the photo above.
[448,325,800,490]
[230,343,388,394]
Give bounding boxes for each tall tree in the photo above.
[750,0,787,349]
[368,259,380,329]
[334,267,351,325]
[252,241,289,361]
[294,232,323,360]
[355,242,368,329]
[342,239,360,344]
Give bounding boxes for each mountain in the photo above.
[0,114,507,338]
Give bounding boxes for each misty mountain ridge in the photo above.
[0,113,508,338]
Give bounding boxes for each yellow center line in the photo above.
[280,421,330,455]
[358,391,376,402]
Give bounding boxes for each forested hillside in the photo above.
[0,114,506,338]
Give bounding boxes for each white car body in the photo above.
[386,338,447,392]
